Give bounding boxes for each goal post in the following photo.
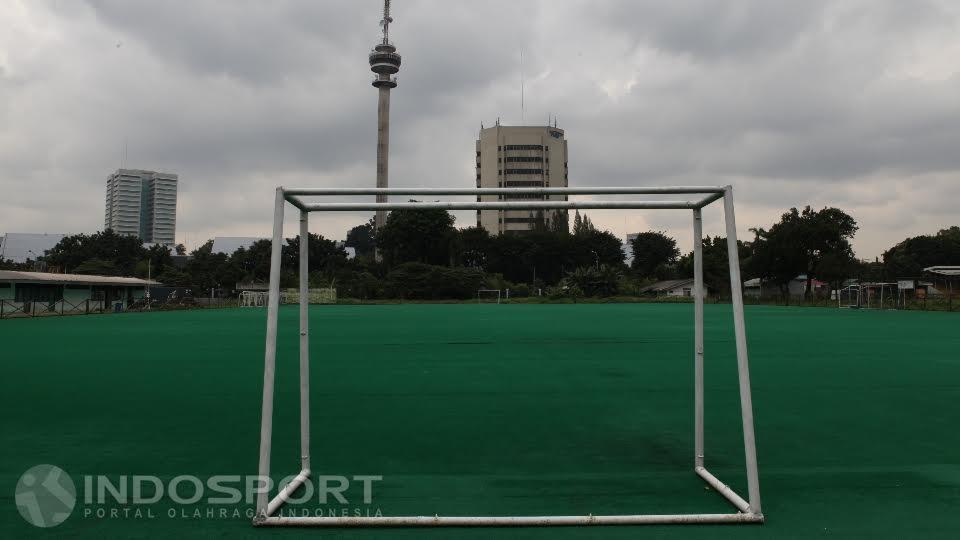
[477,289,501,304]
[254,185,763,527]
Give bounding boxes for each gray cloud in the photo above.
[1,0,958,258]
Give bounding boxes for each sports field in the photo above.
[1,303,958,538]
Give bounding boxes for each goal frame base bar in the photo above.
[252,466,763,527]
[254,186,763,528]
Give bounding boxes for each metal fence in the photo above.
[0,297,238,320]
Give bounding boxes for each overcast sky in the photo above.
[2,0,959,258]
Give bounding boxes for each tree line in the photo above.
[2,206,957,301]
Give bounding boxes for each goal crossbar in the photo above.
[254,186,763,527]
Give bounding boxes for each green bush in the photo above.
[510,283,530,297]
[385,263,485,300]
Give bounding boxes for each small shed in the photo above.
[639,278,707,298]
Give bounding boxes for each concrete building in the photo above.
[104,169,178,245]
[0,233,67,263]
[475,124,569,234]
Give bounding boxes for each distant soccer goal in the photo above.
[239,291,269,308]
[281,288,337,305]
[477,289,501,304]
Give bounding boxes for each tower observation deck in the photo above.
[370,0,401,238]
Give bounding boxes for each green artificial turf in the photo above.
[1,304,958,539]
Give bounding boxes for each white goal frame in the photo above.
[477,288,501,304]
[239,291,269,308]
[253,186,763,527]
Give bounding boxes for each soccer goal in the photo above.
[253,186,763,527]
[239,291,268,308]
[477,289,501,304]
[837,284,861,309]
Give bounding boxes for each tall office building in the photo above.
[104,169,178,245]
[475,124,569,234]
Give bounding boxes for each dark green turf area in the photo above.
[1,304,959,539]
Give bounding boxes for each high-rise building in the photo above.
[104,169,178,245]
[475,124,569,234]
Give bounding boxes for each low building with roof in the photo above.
[0,270,158,316]
[638,278,707,298]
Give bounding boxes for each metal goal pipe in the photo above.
[254,184,764,526]
[283,186,725,196]
[695,467,751,513]
[722,186,763,514]
[256,187,286,517]
[303,200,700,212]
[265,469,311,518]
[693,208,705,470]
[258,513,763,527]
[298,211,311,473]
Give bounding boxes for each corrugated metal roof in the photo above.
[924,266,960,276]
[0,232,67,263]
[0,270,157,286]
[639,278,695,293]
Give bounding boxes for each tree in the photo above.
[155,267,191,287]
[883,226,960,277]
[551,210,570,235]
[572,211,596,236]
[570,229,625,269]
[677,236,754,296]
[46,230,147,276]
[377,206,456,267]
[345,218,377,258]
[185,240,236,293]
[175,244,187,256]
[454,227,492,268]
[72,258,119,276]
[630,231,679,278]
[563,264,622,297]
[751,206,858,299]
[282,233,348,275]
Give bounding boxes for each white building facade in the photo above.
[104,169,178,245]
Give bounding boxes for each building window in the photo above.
[504,217,536,223]
[503,144,543,150]
[504,156,543,163]
[503,169,543,175]
[504,180,544,187]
